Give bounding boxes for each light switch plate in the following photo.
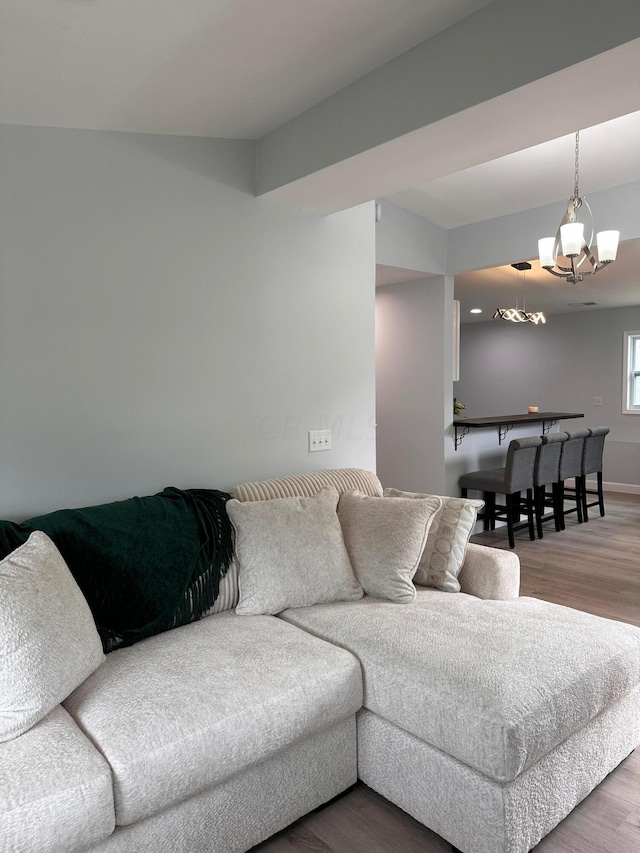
[308,429,332,452]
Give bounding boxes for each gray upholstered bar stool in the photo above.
[557,429,590,528]
[581,426,610,520]
[533,431,568,538]
[459,435,542,549]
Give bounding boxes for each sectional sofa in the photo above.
[2,468,640,853]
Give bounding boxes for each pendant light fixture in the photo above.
[538,131,619,284]
[493,262,546,325]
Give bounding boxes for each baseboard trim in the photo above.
[590,479,640,495]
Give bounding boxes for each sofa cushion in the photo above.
[228,486,363,615]
[383,489,483,592]
[280,592,640,782]
[0,531,105,742]
[0,705,114,853]
[337,490,441,603]
[64,611,362,826]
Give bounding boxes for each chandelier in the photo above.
[538,131,619,284]
[493,262,546,325]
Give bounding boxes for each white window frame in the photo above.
[622,330,640,414]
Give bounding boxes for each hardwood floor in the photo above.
[473,491,640,629]
[251,493,640,853]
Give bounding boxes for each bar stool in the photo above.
[533,431,568,538]
[557,429,590,528]
[581,426,610,520]
[459,436,542,549]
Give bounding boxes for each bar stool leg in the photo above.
[505,494,515,549]
[534,485,544,539]
[552,483,562,532]
[526,488,535,540]
[575,477,584,524]
[598,471,605,516]
[482,492,495,531]
[512,490,521,522]
[580,474,589,521]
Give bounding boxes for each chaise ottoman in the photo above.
[280,588,640,853]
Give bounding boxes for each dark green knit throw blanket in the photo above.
[0,487,234,652]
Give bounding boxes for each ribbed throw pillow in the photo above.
[383,489,484,592]
[338,490,441,603]
[228,486,363,615]
[0,531,105,742]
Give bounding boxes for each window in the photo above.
[623,331,640,414]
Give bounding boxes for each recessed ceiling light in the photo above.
[470,308,482,314]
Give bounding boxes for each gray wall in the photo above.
[374,204,454,495]
[375,275,454,494]
[455,306,640,487]
[376,201,447,275]
[0,125,376,519]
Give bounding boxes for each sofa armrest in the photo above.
[458,543,520,600]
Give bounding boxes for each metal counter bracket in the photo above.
[454,424,470,450]
[542,419,559,435]
[498,423,514,445]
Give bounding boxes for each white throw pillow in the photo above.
[384,488,484,592]
[338,490,441,603]
[0,531,105,742]
[228,486,363,616]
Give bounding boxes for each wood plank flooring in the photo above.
[251,493,640,853]
[474,491,640,629]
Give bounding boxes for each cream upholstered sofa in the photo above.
[3,468,640,853]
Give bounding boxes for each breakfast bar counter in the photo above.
[452,411,585,450]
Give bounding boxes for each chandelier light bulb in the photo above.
[596,230,620,263]
[560,222,584,258]
[538,237,556,269]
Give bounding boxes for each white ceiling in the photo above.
[387,112,640,230]
[0,0,493,138]
[2,0,639,319]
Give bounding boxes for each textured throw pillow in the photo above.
[0,531,105,742]
[228,486,363,615]
[338,490,441,603]
[384,488,484,592]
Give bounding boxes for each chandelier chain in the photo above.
[573,131,580,201]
